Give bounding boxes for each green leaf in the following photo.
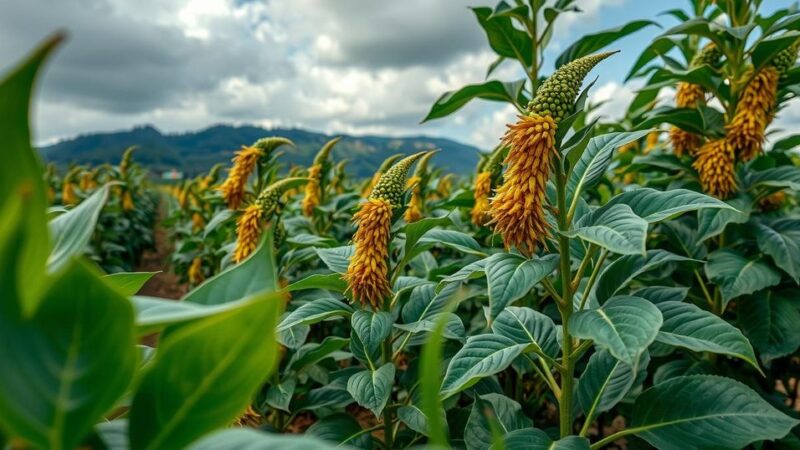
[132,295,246,335]
[465,394,532,450]
[738,294,800,362]
[485,253,559,320]
[351,310,393,360]
[398,405,448,437]
[633,286,688,304]
[568,130,652,202]
[419,306,453,446]
[491,306,559,358]
[705,249,781,304]
[556,20,656,67]
[395,312,465,342]
[637,106,724,136]
[315,245,354,274]
[346,363,395,417]
[287,336,349,373]
[189,428,341,450]
[202,209,235,239]
[286,273,347,293]
[278,298,353,331]
[593,250,693,304]
[183,230,279,304]
[104,271,157,296]
[129,292,282,450]
[419,229,484,256]
[0,34,63,315]
[745,166,800,191]
[0,260,136,450]
[264,378,296,413]
[570,296,662,364]
[563,204,647,255]
[754,218,800,284]
[441,258,488,284]
[696,196,751,241]
[422,79,525,122]
[306,413,371,448]
[577,350,648,419]
[441,334,528,398]
[629,375,799,449]
[751,31,800,71]
[656,301,759,371]
[48,184,110,273]
[495,428,590,450]
[471,7,533,66]
[605,188,735,223]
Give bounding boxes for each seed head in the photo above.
[471,170,493,226]
[771,39,800,75]
[219,145,264,210]
[302,163,322,216]
[727,67,779,161]
[343,198,393,309]
[693,139,737,199]
[370,152,428,208]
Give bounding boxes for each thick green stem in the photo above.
[555,168,575,438]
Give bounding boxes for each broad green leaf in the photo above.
[419,228,484,256]
[745,166,800,191]
[696,195,751,241]
[351,310,393,359]
[183,230,278,304]
[104,271,157,296]
[751,31,800,71]
[556,20,656,67]
[287,336,349,373]
[440,258,487,283]
[0,260,136,450]
[48,184,110,273]
[132,295,246,334]
[96,419,128,450]
[189,428,341,450]
[705,249,781,304]
[129,293,282,450]
[605,188,734,223]
[563,204,647,255]
[491,306,559,358]
[278,297,353,331]
[202,209,234,239]
[655,301,759,371]
[633,286,688,304]
[441,334,528,398]
[398,404,449,438]
[402,214,452,257]
[346,363,395,417]
[287,273,347,293]
[465,394,531,450]
[264,378,296,413]
[754,218,800,283]
[471,7,533,66]
[306,413,372,448]
[402,281,465,324]
[738,294,800,362]
[568,130,652,202]
[495,428,590,450]
[315,245,354,274]
[629,375,798,449]
[485,253,559,319]
[395,312,465,342]
[593,250,693,304]
[0,34,62,315]
[422,79,525,122]
[578,350,648,419]
[570,296,662,364]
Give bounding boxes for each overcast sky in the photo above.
[0,0,796,149]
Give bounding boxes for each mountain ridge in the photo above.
[39,124,481,177]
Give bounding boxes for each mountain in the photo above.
[39,124,481,178]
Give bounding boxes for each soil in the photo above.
[134,205,187,299]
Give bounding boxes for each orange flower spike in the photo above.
[693,139,737,199]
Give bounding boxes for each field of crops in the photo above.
[3,1,800,449]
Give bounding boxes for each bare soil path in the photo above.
[134,203,187,299]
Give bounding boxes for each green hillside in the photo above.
[39,124,481,177]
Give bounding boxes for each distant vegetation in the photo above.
[39,124,480,177]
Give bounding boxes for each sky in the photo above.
[0,0,796,149]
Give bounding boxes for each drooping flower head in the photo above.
[345,152,427,308]
[490,52,614,256]
[233,177,307,263]
[692,139,736,199]
[119,146,136,178]
[303,136,341,217]
[471,146,507,226]
[219,137,294,210]
[726,67,779,161]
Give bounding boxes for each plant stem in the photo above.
[555,167,575,438]
[578,249,607,312]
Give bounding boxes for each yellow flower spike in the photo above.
[471,171,493,226]
[122,191,135,211]
[404,175,423,223]
[644,131,660,154]
[188,256,204,285]
[302,164,322,216]
[491,52,613,256]
[191,212,205,232]
[346,152,429,308]
[727,67,779,162]
[693,139,737,199]
[670,82,707,157]
[219,145,264,210]
[758,191,786,212]
[62,182,77,206]
[436,173,453,199]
